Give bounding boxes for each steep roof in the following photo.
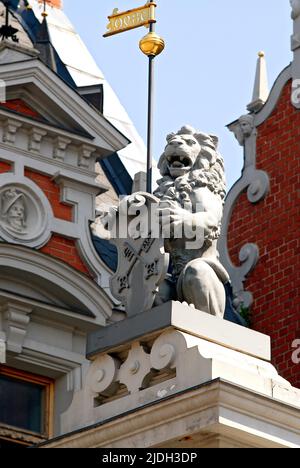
[29,0,149,180]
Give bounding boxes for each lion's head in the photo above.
[157,125,226,201]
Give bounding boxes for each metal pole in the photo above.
[146,0,155,194]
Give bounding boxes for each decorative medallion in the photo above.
[0,179,52,248]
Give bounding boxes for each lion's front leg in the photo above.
[159,200,196,239]
[178,259,226,318]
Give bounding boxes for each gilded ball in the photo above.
[139,32,165,57]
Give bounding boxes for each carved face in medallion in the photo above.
[7,198,26,232]
[1,189,27,234]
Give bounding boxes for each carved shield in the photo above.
[110,193,168,317]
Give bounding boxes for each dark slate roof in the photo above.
[7,1,76,88]
[92,236,118,273]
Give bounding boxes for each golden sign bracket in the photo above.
[103,2,157,38]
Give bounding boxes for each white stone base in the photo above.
[40,303,300,448]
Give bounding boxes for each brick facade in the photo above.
[24,169,73,222]
[41,235,90,276]
[228,81,300,387]
[23,169,92,276]
[0,161,12,173]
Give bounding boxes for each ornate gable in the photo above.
[0,42,128,309]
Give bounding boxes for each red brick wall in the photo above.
[0,99,42,120]
[228,80,300,387]
[24,169,73,222]
[0,161,12,173]
[41,235,90,276]
[24,169,92,277]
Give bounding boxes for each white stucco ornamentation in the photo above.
[220,114,270,310]
[62,305,300,442]
[0,177,52,248]
[118,342,152,394]
[89,354,120,398]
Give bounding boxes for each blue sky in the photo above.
[64,0,292,188]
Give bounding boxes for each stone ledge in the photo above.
[37,379,300,449]
[87,301,270,361]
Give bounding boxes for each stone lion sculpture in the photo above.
[154,125,229,318]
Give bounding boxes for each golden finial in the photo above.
[42,0,48,18]
[258,51,265,58]
[139,32,165,57]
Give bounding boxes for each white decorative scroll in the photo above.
[219,115,270,310]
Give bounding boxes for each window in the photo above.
[0,366,54,447]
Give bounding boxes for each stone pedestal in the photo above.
[40,302,300,448]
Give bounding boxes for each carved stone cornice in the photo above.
[2,118,22,144]
[53,136,71,161]
[28,128,47,153]
[40,379,300,449]
[78,144,96,169]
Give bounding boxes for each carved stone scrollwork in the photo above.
[89,354,120,398]
[88,330,193,404]
[118,342,152,394]
[247,171,270,204]
[219,115,270,310]
[150,330,187,370]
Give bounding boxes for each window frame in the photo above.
[0,365,54,444]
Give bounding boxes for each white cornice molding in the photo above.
[0,110,96,148]
[0,290,107,331]
[0,41,39,58]
[0,142,98,182]
[0,244,113,325]
[0,57,130,154]
[40,380,300,449]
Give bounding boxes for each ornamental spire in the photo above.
[247,51,269,113]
